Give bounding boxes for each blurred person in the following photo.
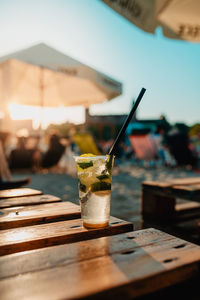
[195,133,200,158]
[153,125,173,165]
[8,135,42,171]
[190,133,200,171]
[4,133,17,158]
[58,136,77,176]
[0,136,30,189]
[30,136,43,172]
[41,133,66,169]
[165,126,198,168]
[9,136,31,169]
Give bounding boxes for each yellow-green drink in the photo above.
[74,154,114,229]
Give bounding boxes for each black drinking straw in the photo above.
[108,87,146,156]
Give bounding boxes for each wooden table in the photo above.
[0,187,42,199]
[0,188,200,299]
[142,178,200,244]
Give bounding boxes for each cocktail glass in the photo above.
[74,155,114,229]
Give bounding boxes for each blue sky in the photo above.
[0,0,200,126]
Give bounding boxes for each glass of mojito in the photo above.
[74,154,114,229]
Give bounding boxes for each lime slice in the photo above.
[91,182,111,192]
[78,172,97,186]
[96,174,110,180]
[77,161,93,169]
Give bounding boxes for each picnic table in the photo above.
[142,177,200,244]
[0,187,200,299]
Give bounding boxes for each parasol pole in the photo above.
[39,66,44,136]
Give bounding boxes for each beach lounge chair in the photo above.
[129,133,159,164]
[73,133,102,155]
[0,141,30,189]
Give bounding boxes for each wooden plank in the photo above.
[0,216,133,256]
[176,201,200,212]
[173,184,200,191]
[0,188,42,199]
[0,228,172,280]
[142,178,200,226]
[162,218,200,245]
[175,202,200,221]
[143,178,200,188]
[142,182,200,202]
[0,202,81,229]
[0,194,61,209]
[0,228,199,299]
[169,184,200,202]
[173,218,200,236]
[142,193,200,224]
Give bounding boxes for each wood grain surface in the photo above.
[0,188,42,199]
[0,201,81,229]
[0,216,133,256]
[0,228,199,299]
[0,194,61,209]
[142,179,200,244]
[143,178,200,188]
[142,179,200,202]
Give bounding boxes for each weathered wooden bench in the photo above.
[0,187,200,299]
[141,177,200,244]
[0,188,133,256]
[0,187,42,199]
[0,215,133,256]
[0,228,200,299]
[0,194,61,208]
[0,201,81,229]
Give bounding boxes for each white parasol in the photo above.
[0,43,122,130]
[101,0,200,42]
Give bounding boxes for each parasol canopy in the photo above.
[101,0,200,42]
[0,43,122,108]
[0,43,122,131]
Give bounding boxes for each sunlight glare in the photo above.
[9,103,85,129]
[6,229,31,242]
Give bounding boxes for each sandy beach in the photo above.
[12,161,200,230]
